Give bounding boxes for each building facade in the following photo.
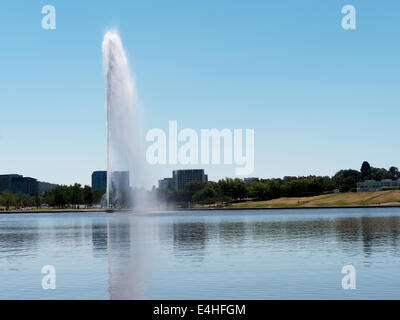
[92,170,130,191]
[158,177,174,190]
[243,177,259,184]
[172,169,208,190]
[11,177,39,196]
[357,179,400,192]
[110,171,130,190]
[0,174,39,196]
[38,181,58,194]
[0,174,22,193]
[92,171,107,190]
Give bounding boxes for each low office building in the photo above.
[38,181,58,194]
[243,177,259,184]
[0,174,39,196]
[11,177,39,196]
[159,169,208,190]
[357,179,400,192]
[158,178,174,190]
[0,174,22,193]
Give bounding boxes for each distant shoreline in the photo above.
[1,204,400,214]
[0,208,113,214]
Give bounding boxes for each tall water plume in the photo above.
[102,30,146,207]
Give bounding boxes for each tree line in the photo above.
[1,161,399,209]
[0,184,105,210]
[157,161,400,207]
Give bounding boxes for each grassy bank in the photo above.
[3,190,400,213]
[227,190,400,209]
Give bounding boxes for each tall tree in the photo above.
[232,178,248,200]
[1,190,14,210]
[83,185,94,208]
[361,161,371,180]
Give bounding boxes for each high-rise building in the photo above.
[172,169,208,190]
[92,171,107,190]
[92,171,130,191]
[110,171,130,190]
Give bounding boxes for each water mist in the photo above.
[102,30,157,299]
[102,30,150,208]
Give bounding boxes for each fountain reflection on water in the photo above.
[1,209,400,298]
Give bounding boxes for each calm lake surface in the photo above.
[1,208,400,299]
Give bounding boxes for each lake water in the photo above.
[0,208,400,299]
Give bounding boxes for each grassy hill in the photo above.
[228,190,400,209]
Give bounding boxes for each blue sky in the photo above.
[0,1,399,187]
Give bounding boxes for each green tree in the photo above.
[370,167,390,181]
[266,179,281,198]
[361,161,371,180]
[389,166,400,180]
[192,182,217,203]
[231,178,248,200]
[49,186,68,208]
[179,181,205,204]
[217,178,234,200]
[35,194,41,209]
[83,185,94,208]
[332,169,361,192]
[249,181,269,200]
[93,188,106,204]
[70,183,82,207]
[1,190,14,210]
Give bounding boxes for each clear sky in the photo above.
[0,1,399,188]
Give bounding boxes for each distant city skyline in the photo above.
[1,1,400,188]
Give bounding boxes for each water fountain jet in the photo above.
[102,30,143,208]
